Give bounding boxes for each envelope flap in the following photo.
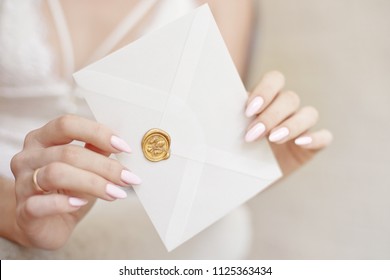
[74,69,169,113]
[77,7,198,93]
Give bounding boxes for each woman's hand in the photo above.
[10,115,142,249]
[245,71,333,175]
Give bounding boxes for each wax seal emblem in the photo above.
[142,129,171,162]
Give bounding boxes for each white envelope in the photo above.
[73,4,282,251]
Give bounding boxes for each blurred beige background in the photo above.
[246,0,390,259]
[1,0,389,260]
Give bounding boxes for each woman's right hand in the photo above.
[10,115,141,250]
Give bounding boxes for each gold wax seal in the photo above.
[142,129,171,162]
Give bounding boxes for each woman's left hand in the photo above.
[245,71,333,175]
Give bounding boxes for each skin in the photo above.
[0,0,332,249]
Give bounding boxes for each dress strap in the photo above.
[86,0,159,64]
[47,0,75,80]
[48,0,158,76]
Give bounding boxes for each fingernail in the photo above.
[106,184,127,199]
[295,136,313,146]
[111,135,131,153]
[269,127,290,142]
[245,123,266,142]
[121,170,142,185]
[245,96,264,117]
[68,197,88,207]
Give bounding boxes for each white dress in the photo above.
[0,0,252,259]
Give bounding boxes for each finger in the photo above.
[245,71,285,117]
[35,162,128,200]
[294,129,333,150]
[84,143,111,157]
[268,106,319,144]
[245,90,300,142]
[24,145,141,187]
[21,194,88,219]
[23,115,131,153]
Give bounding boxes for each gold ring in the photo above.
[32,168,50,193]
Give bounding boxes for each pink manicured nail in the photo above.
[269,127,290,142]
[121,170,142,185]
[110,135,131,153]
[245,96,264,117]
[106,184,127,199]
[295,136,313,146]
[245,123,266,142]
[68,197,88,207]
